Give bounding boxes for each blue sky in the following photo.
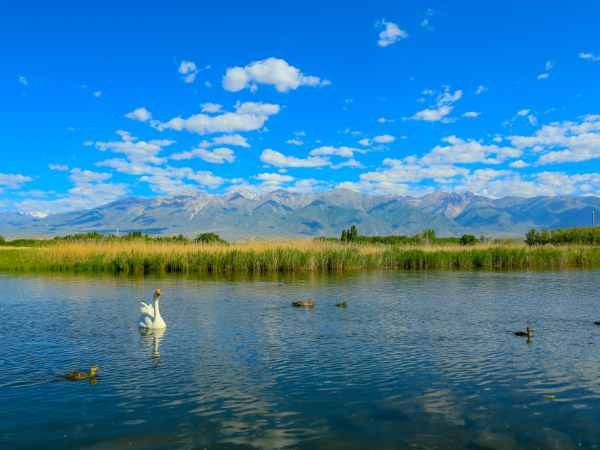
[2,0,600,213]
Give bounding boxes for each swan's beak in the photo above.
[156,289,162,296]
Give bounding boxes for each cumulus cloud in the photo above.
[537,74,549,79]
[378,118,395,123]
[309,146,364,157]
[94,131,176,164]
[509,160,531,168]
[373,135,396,143]
[0,172,34,189]
[94,92,101,97]
[253,173,295,185]
[19,76,27,85]
[579,52,600,61]
[475,86,487,94]
[509,115,600,165]
[125,107,152,122]
[170,147,235,164]
[198,134,250,148]
[222,57,330,93]
[286,138,303,145]
[177,61,207,83]
[48,164,69,171]
[259,149,330,168]
[331,159,365,169]
[420,136,521,165]
[156,102,280,135]
[358,138,371,146]
[546,60,554,70]
[294,131,306,136]
[375,20,408,47]
[404,88,462,123]
[462,112,480,118]
[200,103,222,113]
[517,110,530,116]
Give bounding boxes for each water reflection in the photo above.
[139,327,165,367]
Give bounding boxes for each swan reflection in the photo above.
[139,327,166,367]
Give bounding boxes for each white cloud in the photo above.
[0,172,34,189]
[19,76,27,85]
[48,164,69,171]
[234,101,280,115]
[205,81,212,87]
[183,73,196,83]
[420,136,521,165]
[373,134,396,143]
[358,138,371,146]
[462,112,480,118]
[509,160,531,168]
[200,134,250,148]
[286,138,303,145]
[579,52,600,61]
[156,102,279,135]
[259,149,330,168]
[83,141,94,146]
[253,173,294,184]
[200,103,222,113]
[125,107,152,122]
[475,86,487,94]
[421,19,429,27]
[436,89,462,106]
[222,57,330,93]
[331,159,365,169]
[94,92,101,97]
[546,60,554,70]
[537,74,549,79]
[422,89,436,95]
[404,105,454,122]
[95,131,176,164]
[528,115,538,126]
[378,117,395,122]
[493,136,503,142]
[375,19,408,47]
[178,61,197,74]
[509,115,600,165]
[309,146,364,157]
[170,147,235,164]
[294,131,306,136]
[116,130,137,142]
[517,109,530,116]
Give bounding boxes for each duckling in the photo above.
[63,365,100,380]
[292,299,315,307]
[515,327,533,337]
[595,321,600,325]
[335,302,347,307]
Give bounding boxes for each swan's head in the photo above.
[90,365,99,373]
[154,289,162,298]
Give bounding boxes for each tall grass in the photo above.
[1,239,600,272]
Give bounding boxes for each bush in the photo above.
[525,226,600,246]
[460,234,478,245]
[195,232,226,244]
[0,235,5,245]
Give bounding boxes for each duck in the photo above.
[63,365,99,380]
[515,327,533,336]
[335,302,348,307]
[292,299,315,307]
[139,289,166,329]
[595,321,600,325]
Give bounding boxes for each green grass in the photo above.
[2,244,600,273]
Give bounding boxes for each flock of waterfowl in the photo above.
[60,289,600,380]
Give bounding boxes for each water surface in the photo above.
[2,268,600,449]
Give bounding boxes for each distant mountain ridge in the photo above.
[1,188,599,240]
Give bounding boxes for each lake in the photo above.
[2,268,600,449]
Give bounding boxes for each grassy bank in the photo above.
[1,239,600,272]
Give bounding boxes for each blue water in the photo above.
[2,268,600,449]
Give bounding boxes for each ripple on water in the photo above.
[1,268,600,449]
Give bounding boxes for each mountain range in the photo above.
[1,188,599,240]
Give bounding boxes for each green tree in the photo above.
[195,232,226,244]
[460,234,478,245]
[349,225,358,242]
[0,235,5,245]
[341,229,348,242]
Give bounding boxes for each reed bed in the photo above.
[2,239,600,272]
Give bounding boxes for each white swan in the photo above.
[139,289,166,329]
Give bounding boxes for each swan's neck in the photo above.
[152,296,166,327]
